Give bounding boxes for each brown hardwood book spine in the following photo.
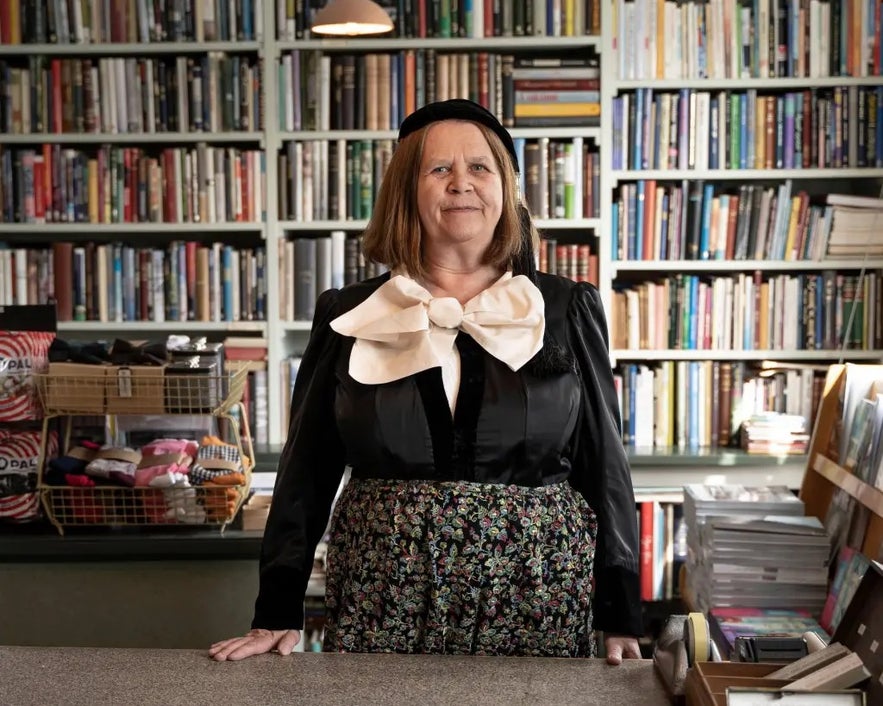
[52,241,73,322]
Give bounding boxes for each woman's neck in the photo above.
[420,263,504,305]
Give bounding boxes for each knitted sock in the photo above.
[190,437,244,485]
[85,447,141,487]
[46,445,96,485]
[134,451,194,487]
[201,483,243,521]
[149,472,206,524]
[64,474,103,523]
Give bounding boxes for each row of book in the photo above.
[523,139,601,219]
[611,182,873,263]
[614,0,883,80]
[278,235,390,322]
[280,50,600,132]
[612,270,881,352]
[275,233,599,323]
[222,336,270,446]
[278,140,391,224]
[0,241,267,323]
[0,145,266,224]
[0,54,263,135]
[277,137,601,223]
[0,0,264,44]
[637,500,687,602]
[614,361,824,449]
[287,360,825,452]
[537,240,598,286]
[611,86,883,172]
[279,361,829,455]
[278,0,602,40]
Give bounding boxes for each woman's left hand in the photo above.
[604,634,642,665]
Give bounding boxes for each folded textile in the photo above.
[189,436,244,485]
[147,472,206,524]
[85,447,141,487]
[45,442,101,485]
[48,339,111,364]
[109,339,168,366]
[134,439,198,486]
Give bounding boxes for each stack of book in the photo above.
[684,484,829,615]
[511,54,600,127]
[823,193,883,258]
[739,412,811,455]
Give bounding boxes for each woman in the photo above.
[210,99,642,664]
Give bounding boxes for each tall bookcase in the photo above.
[602,0,883,453]
[0,0,603,443]
[1,0,880,456]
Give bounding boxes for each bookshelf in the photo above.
[0,1,603,447]
[1,0,880,463]
[602,0,883,453]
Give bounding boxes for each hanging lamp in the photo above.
[310,0,394,36]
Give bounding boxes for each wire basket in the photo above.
[40,483,249,528]
[33,366,249,416]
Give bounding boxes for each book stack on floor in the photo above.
[683,484,829,615]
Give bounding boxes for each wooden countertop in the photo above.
[1,646,671,706]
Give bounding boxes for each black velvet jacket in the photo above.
[253,272,643,637]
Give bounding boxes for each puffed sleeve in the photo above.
[566,282,643,637]
[252,288,347,630]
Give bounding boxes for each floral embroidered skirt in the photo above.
[323,478,598,657]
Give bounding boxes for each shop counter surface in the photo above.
[0,646,669,706]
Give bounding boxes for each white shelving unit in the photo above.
[599,0,883,463]
[1,7,604,447]
[4,0,879,465]
[0,41,261,55]
[269,23,605,443]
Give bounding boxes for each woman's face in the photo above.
[416,120,503,254]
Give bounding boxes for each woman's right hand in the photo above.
[209,628,302,661]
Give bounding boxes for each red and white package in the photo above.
[0,429,57,522]
[0,305,56,422]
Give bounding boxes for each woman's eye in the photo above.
[472,164,487,171]
[432,166,449,173]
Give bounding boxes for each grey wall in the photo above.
[0,560,258,648]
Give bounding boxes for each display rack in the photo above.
[32,367,254,535]
[800,363,883,559]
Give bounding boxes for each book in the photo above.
[707,607,829,659]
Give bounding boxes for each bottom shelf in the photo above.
[40,484,249,533]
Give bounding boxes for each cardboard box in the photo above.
[685,662,790,706]
[241,493,272,531]
[106,365,166,415]
[44,363,107,414]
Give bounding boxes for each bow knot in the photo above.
[330,273,545,385]
[427,297,464,329]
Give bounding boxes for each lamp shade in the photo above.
[310,0,394,36]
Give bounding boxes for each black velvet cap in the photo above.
[398,99,520,174]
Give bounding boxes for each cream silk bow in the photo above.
[329,272,546,385]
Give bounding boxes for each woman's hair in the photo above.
[361,121,538,281]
